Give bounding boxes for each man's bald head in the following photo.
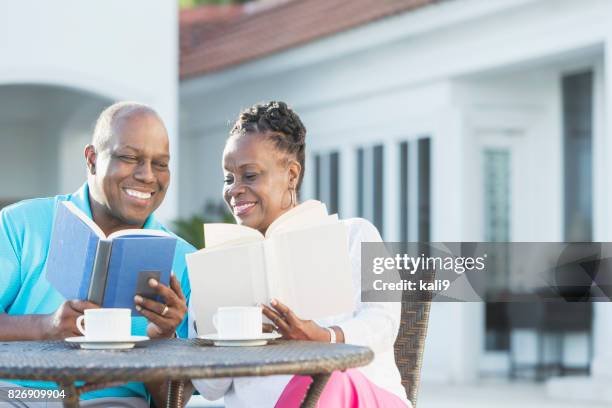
[92,101,164,152]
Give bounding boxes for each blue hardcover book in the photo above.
[45,201,177,313]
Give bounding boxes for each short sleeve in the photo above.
[0,209,22,313]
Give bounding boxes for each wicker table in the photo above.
[0,338,373,408]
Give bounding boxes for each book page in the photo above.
[204,223,264,248]
[262,240,289,308]
[107,228,171,239]
[269,212,338,237]
[61,202,171,240]
[265,200,330,237]
[265,222,355,319]
[186,243,267,335]
[62,201,105,238]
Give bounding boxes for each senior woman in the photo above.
[191,101,409,408]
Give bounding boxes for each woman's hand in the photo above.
[262,299,330,342]
[134,274,187,339]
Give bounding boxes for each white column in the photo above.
[302,149,315,201]
[143,0,178,224]
[340,145,356,219]
[432,107,465,242]
[422,104,482,384]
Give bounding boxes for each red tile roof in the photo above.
[180,0,440,79]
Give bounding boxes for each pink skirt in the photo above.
[274,369,409,408]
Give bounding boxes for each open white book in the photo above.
[186,200,355,335]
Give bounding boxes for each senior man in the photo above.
[0,102,195,407]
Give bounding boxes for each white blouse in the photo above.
[190,218,410,408]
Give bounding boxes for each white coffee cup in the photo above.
[75,308,131,340]
[213,306,262,339]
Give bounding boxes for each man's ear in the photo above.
[84,145,97,175]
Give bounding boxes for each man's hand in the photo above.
[134,274,187,339]
[41,300,100,340]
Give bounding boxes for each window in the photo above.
[314,154,321,201]
[399,137,431,241]
[563,71,593,242]
[330,152,339,215]
[373,145,384,235]
[314,151,340,214]
[357,148,364,217]
[400,142,409,242]
[418,138,431,242]
[356,145,384,234]
[483,148,511,352]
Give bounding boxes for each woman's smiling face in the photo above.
[222,132,300,234]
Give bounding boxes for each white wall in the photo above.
[179,0,612,384]
[0,124,57,199]
[58,97,113,194]
[0,0,178,221]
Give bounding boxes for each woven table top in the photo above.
[0,339,373,383]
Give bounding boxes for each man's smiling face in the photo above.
[89,110,170,227]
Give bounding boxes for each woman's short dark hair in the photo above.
[230,101,306,191]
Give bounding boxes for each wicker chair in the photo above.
[393,293,433,407]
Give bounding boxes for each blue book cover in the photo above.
[45,202,177,314]
[103,235,176,311]
[46,202,100,301]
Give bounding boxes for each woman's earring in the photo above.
[290,188,297,207]
[281,186,297,210]
[281,188,292,210]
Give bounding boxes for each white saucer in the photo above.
[65,336,149,350]
[198,333,281,347]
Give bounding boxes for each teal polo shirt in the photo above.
[0,183,195,401]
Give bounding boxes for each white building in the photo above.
[179,0,612,403]
[0,0,179,222]
[2,0,611,404]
